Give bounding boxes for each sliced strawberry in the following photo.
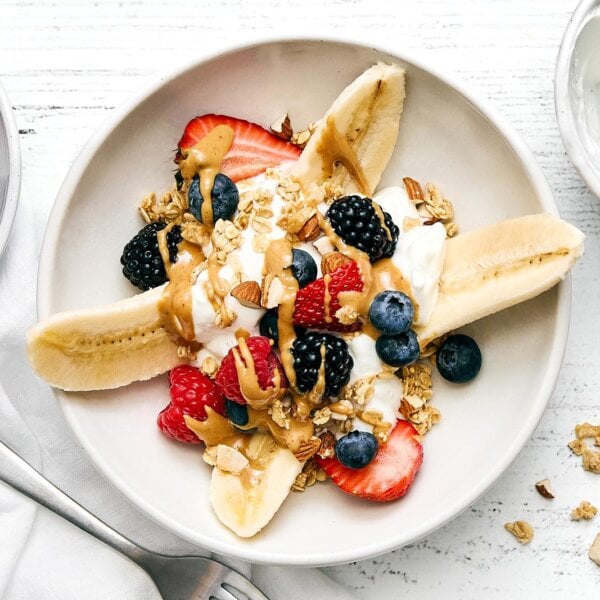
[293,260,364,332]
[315,420,423,502]
[176,114,301,182]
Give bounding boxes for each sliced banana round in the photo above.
[417,213,585,344]
[27,285,182,391]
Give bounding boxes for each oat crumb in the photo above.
[504,520,534,544]
[571,501,598,521]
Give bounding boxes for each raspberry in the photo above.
[157,365,225,444]
[215,336,288,404]
[293,261,363,331]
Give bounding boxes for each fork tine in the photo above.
[221,570,270,600]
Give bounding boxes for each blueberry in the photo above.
[375,330,420,367]
[369,291,414,335]
[291,249,317,288]
[259,309,279,344]
[188,173,239,223]
[225,399,249,426]
[436,334,481,383]
[335,430,378,469]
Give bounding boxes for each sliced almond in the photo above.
[270,113,293,141]
[403,176,424,201]
[321,251,352,275]
[261,275,285,309]
[297,214,321,242]
[291,128,312,148]
[216,444,249,474]
[231,281,262,308]
[534,478,555,499]
[313,236,335,256]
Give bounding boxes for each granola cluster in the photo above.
[568,422,600,474]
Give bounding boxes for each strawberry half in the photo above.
[176,114,301,182]
[315,420,423,502]
[293,260,364,331]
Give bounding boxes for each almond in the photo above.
[403,176,424,201]
[270,113,293,141]
[294,437,322,462]
[297,214,321,242]
[321,251,352,275]
[534,478,555,499]
[261,275,285,309]
[313,236,335,255]
[231,281,262,308]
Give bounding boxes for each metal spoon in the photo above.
[0,439,269,600]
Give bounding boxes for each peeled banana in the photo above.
[27,285,182,391]
[185,430,303,538]
[291,62,405,197]
[416,213,585,344]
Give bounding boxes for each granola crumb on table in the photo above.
[568,422,600,474]
[571,501,598,521]
[504,520,534,545]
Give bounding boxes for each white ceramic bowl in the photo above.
[556,0,600,198]
[38,38,569,566]
[0,81,21,259]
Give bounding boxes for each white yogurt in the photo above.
[346,333,385,384]
[350,375,404,435]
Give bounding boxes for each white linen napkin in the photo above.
[0,197,358,599]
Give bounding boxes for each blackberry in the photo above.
[326,195,399,262]
[291,331,353,398]
[120,222,182,291]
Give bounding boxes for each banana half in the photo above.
[27,285,182,391]
[417,213,584,344]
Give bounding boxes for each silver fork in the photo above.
[0,439,269,600]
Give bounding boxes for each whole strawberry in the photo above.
[293,260,363,331]
[157,365,225,444]
[215,336,288,405]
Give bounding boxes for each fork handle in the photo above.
[0,439,145,563]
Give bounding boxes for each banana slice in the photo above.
[206,432,302,538]
[27,285,182,391]
[291,62,405,197]
[417,213,585,344]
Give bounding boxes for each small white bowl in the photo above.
[38,38,569,566]
[0,81,21,259]
[556,0,600,198]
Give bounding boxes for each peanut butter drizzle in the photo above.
[323,273,332,323]
[205,250,235,328]
[157,224,206,344]
[186,407,313,455]
[233,337,284,410]
[263,238,298,388]
[316,115,370,195]
[178,124,235,227]
[238,408,313,454]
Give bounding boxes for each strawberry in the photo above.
[215,336,288,405]
[293,260,363,331]
[176,114,301,182]
[157,365,225,444]
[315,420,423,502]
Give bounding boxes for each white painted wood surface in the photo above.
[1,0,599,597]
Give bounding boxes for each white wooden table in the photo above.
[2,0,599,597]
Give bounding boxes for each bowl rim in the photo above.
[0,80,21,260]
[37,35,570,566]
[555,0,600,198]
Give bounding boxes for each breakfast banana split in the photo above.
[28,63,584,538]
